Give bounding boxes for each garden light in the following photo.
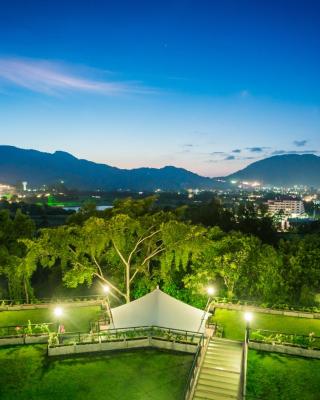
[207,287,215,296]
[103,285,110,294]
[54,307,63,317]
[244,312,253,323]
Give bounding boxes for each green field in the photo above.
[0,306,101,332]
[0,345,192,400]
[211,308,320,340]
[247,350,320,400]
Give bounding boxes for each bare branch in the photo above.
[141,245,165,266]
[129,268,140,283]
[127,229,161,264]
[92,254,104,277]
[112,240,129,267]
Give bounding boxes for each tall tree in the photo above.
[25,214,207,302]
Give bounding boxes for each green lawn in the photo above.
[211,308,320,340]
[0,306,101,332]
[247,350,320,400]
[0,345,193,400]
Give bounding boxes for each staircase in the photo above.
[193,337,243,400]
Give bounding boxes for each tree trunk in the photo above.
[24,277,29,304]
[126,263,130,303]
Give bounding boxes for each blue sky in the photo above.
[0,0,319,177]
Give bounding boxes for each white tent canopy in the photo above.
[110,288,210,333]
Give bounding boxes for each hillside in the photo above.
[228,154,320,187]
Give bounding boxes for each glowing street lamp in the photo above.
[198,286,215,332]
[244,312,253,343]
[54,307,63,317]
[53,307,63,333]
[102,285,114,327]
[103,285,110,294]
[207,287,215,296]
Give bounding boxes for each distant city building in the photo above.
[267,199,305,216]
[22,181,28,191]
[0,183,15,197]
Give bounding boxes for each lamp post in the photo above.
[198,286,215,332]
[103,285,114,327]
[244,312,253,343]
[53,306,63,333]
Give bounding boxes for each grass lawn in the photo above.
[211,308,320,341]
[0,306,101,332]
[247,350,320,400]
[0,345,193,400]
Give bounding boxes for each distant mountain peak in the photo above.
[228,153,320,187]
[53,150,77,159]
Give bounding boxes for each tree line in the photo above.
[0,196,319,308]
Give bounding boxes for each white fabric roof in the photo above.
[111,288,210,333]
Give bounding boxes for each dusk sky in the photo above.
[0,0,319,177]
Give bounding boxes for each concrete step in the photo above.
[198,378,239,391]
[203,361,241,373]
[194,395,237,400]
[199,372,240,386]
[197,383,238,397]
[200,368,240,381]
[205,352,242,361]
[194,389,238,399]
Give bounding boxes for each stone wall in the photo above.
[48,337,198,357]
[0,334,48,346]
[249,341,320,359]
[214,303,320,319]
[0,300,103,312]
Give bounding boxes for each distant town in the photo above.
[1,179,319,232]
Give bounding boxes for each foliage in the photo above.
[250,329,320,349]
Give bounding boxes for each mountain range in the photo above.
[0,145,219,191]
[0,145,319,190]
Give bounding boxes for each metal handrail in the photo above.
[49,325,204,348]
[0,322,54,338]
[239,341,248,399]
[183,334,205,400]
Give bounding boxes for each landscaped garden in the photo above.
[211,308,320,341]
[246,349,320,400]
[0,345,193,400]
[0,305,101,334]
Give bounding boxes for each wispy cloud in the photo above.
[246,146,269,153]
[224,155,235,160]
[232,149,241,153]
[293,140,307,147]
[0,57,153,96]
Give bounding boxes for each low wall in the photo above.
[48,337,198,357]
[214,303,320,319]
[249,341,320,359]
[0,300,103,312]
[0,334,48,346]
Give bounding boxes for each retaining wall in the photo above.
[249,341,320,359]
[48,337,198,357]
[214,303,320,319]
[0,334,48,346]
[0,300,103,312]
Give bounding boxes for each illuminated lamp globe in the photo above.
[207,287,215,296]
[54,307,63,317]
[244,312,253,323]
[103,285,110,294]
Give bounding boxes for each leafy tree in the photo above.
[0,209,36,302]
[25,214,207,303]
